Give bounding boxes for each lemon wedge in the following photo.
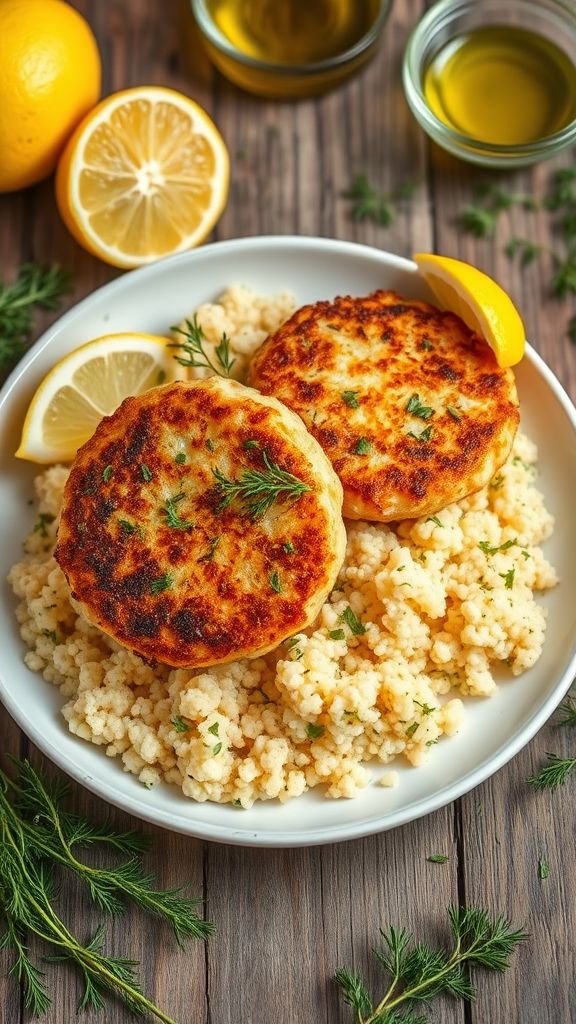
[55,86,229,269]
[16,333,183,463]
[413,253,525,368]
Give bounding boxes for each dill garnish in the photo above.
[538,857,549,880]
[243,439,260,450]
[212,743,222,756]
[161,491,194,531]
[354,437,372,455]
[0,264,70,380]
[447,405,461,421]
[305,723,325,739]
[329,628,345,641]
[213,450,310,520]
[175,452,186,465]
[528,752,576,790]
[406,393,434,420]
[342,606,366,636]
[33,513,55,538]
[172,716,189,733]
[500,568,515,589]
[269,571,282,593]
[335,905,526,1024]
[478,538,517,555]
[170,314,235,377]
[427,854,449,863]
[0,758,212,1022]
[426,516,442,528]
[198,536,220,562]
[343,175,415,227]
[407,425,433,443]
[102,465,113,482]
[342,390,360,408]
[150,574,173,595]
[208,722,219,737]
[282,541,296,554]
[141,464,153,482]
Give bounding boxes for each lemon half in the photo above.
[413,253,526,368]
[16,333,184,463]
[55,86,229,268]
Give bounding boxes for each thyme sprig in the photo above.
[161,490,195,531]
[213,450,310,519]
[170,315,235,377]
[335,905,526,1024]
[0,759,212,1020]
[0,264,70,380]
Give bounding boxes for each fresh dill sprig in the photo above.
[459,184,536,239]
[170,314,235,377]
[0,758,212,1021]
[343,175,415,227]
[0,264,70,380]
[528,752,576,790]
[213,450,310,519]
[335,905,527,1024]
[160,490,195,530]
[557,697,576,728]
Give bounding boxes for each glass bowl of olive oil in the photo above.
[191,0,392,99]
[403,0,576,167]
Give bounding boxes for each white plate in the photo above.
[1,236,575,848]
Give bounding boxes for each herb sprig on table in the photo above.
[343,175,415,227]
[528,694,576,789]
[0,264,70,381]
[335,905,526,1024]
[0,758,212,1021]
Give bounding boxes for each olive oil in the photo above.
[206,0,380,66]
[424,27,576,146]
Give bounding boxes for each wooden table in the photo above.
[1,2,575,1022]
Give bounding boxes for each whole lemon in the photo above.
[0,0,101,192]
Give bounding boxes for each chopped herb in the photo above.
[172,716,189,733]
[205,439,215,452]
[33,513,55,538]
[329,628,346,641]
[505,237,542,267]
[342,606,366,636]
[407,424,434,443]
[479,538,517,555]
[212,742,222,756]
[243,439,260,450]
[426,515,442,528]
[161,491,194,531]
[414,701,436,715]
[150,573,173,595]
[208,722,219,737]
[284,636,302,651]
[342,390,360,409]
[343,174,415,227]
[118,518,138,535]
[175,452,186,465]
[102,465,114,482]
[282,541,296,554]
[490,474,504,490]
[447,405,461,421]
[426,738,439,747]
[459,183,536,238]
[198,536,221,563]
[405,722,419,738]
[427,854,449,863]
[269,571,282,593]
[170,314,235,377]
[141,464,153,482]
[354,437,372,455]
[41,630,57,644]
[306,723,325,739]
[406,393,434,419]
[500,568,515,589]
[343,710,359,721]
[538,857,549,879]
[521,550,530,560]
[421,339,433,351]
[214,450,310,520]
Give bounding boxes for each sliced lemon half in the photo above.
[16,332,183,463]
[55,86,229,269]
[413,253,526,368]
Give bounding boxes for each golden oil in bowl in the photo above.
[424,26,576,146]
[192,0,389,98]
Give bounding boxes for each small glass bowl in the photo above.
[403,0,576,168]
[191,0,393,99]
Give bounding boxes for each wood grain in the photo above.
[1,1,575,1023]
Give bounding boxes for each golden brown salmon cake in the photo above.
[55,378,345,668]
[248,290,520,520]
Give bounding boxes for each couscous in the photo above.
[8,288,558,807]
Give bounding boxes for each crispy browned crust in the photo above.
[55,378,345,668]
[248,290,520,520]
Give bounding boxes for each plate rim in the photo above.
[1,234,576,848]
